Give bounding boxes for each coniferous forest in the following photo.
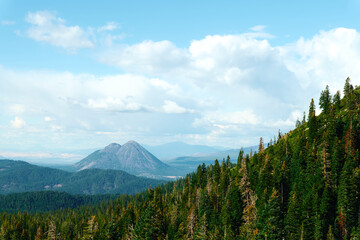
[1,77,360,239]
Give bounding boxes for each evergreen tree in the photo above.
[263,188,283,240]
[333,90,341,112]
[194,213,209,240]
[238,160,257,239]
[237,148,244,169]
[320,85,332,115]
[259,137,264,153]
[82,216,99,240]
[308,98,318,143]
[285,193,301,239]
[344,77,353,97]
[213,159,221,184]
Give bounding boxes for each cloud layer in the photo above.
[2,14,360,151]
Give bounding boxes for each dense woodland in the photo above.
[0,161,164,195]
[1,77,360,239]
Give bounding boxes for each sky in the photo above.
[1,0,360,162]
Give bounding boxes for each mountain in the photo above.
[0,159,163,195]
[143,141,228,159]
[73,141,169,177]
[74,143,122,171]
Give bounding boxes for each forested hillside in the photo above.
[1,77,360,239]
[0,191,116,213]
[0,160,164,195]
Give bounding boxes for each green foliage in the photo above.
[320,85,332,114]
[0,160,164,195]
[308,98,318,143]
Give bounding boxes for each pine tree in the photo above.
[46,221,57,240]
[238,160,257,239]
[344,77,353,97]
[285,192,301,239]
[333,91,341,112]
[320,85,332,115]
[213,159,220,184]
[225,155,231,168]
[104,216,121,240]
[343,77,354,110]
[302,111,306,124]
[308,98,318,143]
[321,136,332,187]
[194,213,209,240]
[259,137,264,153]
[264,188,283,240]
[337,155,358,239]
[318,185,336,240]
[82,216,99,240]
[187,207,197,240]
[326,225,335,240]
[237,148,244,169]
[35,227,43,240]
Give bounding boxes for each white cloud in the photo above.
[150,78,180,96]
[2,27,360,149]
[98,22,118,32]
[96,27,360,147]
[26,11,94,50]
[99,40,188,74]
[10,117,26,128]
[250,25,266,32]
[86,97,148,112]
[281,28,360,91]
[162,100,193,114]
[193,110,259,129]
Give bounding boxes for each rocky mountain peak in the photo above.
[100,143,121,153]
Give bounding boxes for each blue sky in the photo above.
[1,0,360,162]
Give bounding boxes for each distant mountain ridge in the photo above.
[164,147,254,170]
[143,141,228,159]
[73,141,169,177]
[0,159,163,195]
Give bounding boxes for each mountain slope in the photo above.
[73,143,122,171]
[74,141,169,177]
[0,159,163,195]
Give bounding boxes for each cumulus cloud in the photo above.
[162,100,193,114]
[10,117,26,128]
[26,11,94,50]
[281,28,360,91]
[95,27,360,146]
[2,27,360,149]
[86,97,148,112]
